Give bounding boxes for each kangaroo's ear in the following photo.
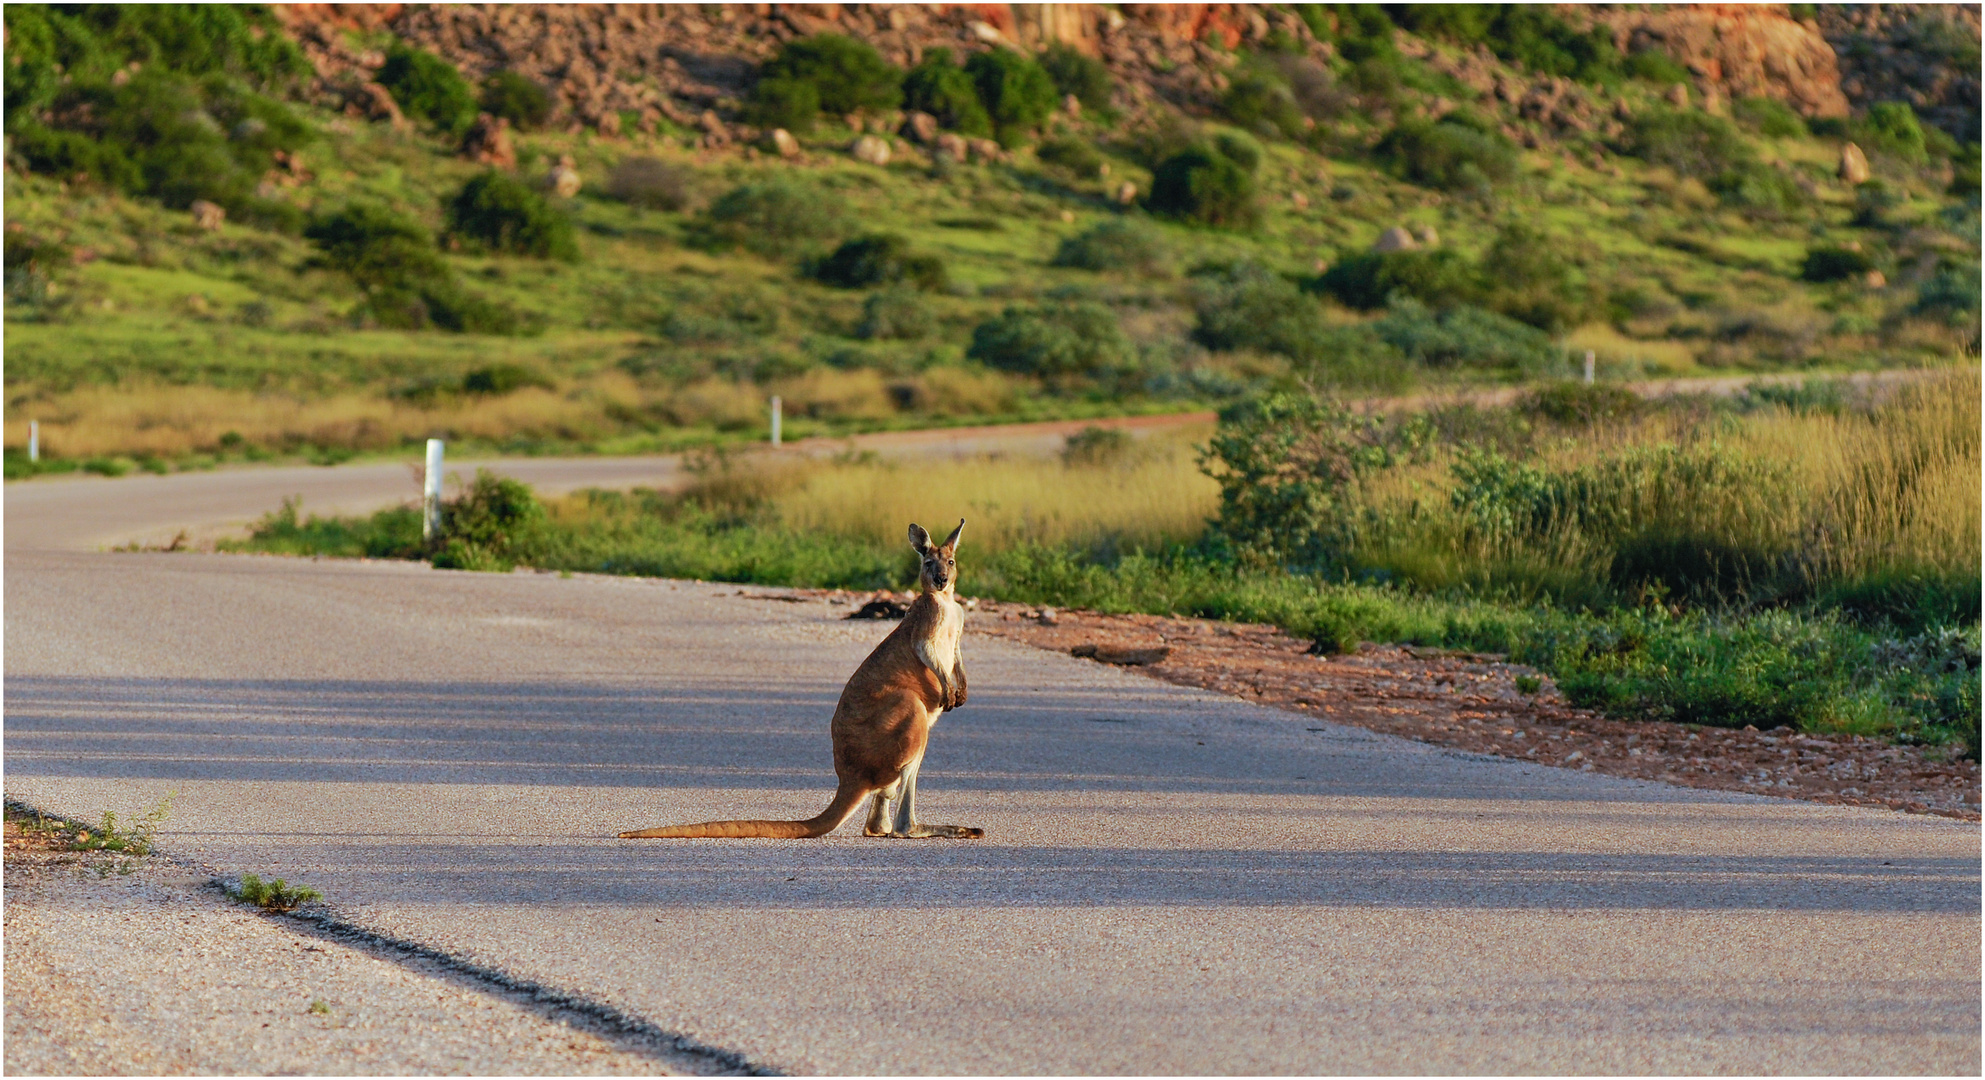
[940,518,965,552]
[908,523,932,554]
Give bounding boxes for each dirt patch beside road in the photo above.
[802,589,1981,821]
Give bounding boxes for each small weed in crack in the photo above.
[227,873,324,912]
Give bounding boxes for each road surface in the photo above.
[5,433,1978,1074]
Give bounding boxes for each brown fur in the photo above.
[619,520,981,840]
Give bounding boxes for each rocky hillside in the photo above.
[273,3,1956,141]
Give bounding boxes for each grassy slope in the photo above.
[5,28,1977,471]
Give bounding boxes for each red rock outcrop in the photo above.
[1594,4,1850,118]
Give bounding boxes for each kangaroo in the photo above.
[619,519,983,840]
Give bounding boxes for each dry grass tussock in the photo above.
[670,427,1220,556]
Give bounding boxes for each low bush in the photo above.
[1061,425,1134,466]
[377,43,478,137]
[1392,4,1620,83]
[1477,221,1594,333]
[856,287,936,340]
[1371,298,1561,372]
[1147,142,1258,228]
[1040,42,1113,113]
[1222,67,1306,140]
[691,181,848,257]
[1733,96,1807,138]
[435,470,544,571]
[463,363,552,395]
[745,76,821,133]
[1036,136,1106,179]
[1623,48,1690,86]
[812,235,947,291]
[480,70,553,130]
[1913,263,1982,324]
[1707,159,1806,215]
[306,203,519,334]
[1622,107,1751,178]
[756,34,902,117]
[902,49,991,135]
[1316,248,1479,311]
[966,48,1058,147]
[606,156,692,211]
[1191,262,1326,356]
[1800,245,1875,282]
[1052,219,1169,276]
[1857,101,1930,164]
[1375,113,1519,193]
[966,301,1134,384]
[1268,54,1353,121]
[446,171,578,261]
[1520,381,1642,425]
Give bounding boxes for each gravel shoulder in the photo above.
[3,814,735,1076]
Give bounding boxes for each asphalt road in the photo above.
[5,442,1979,1074]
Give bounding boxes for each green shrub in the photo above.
[377,43,478,137]
[757,34,901,117]
[1733,96,1807,138]
[693,180,848,256]
[902,48,992,135]
[446,171,578,261]
[1392,4,1620,83]
[1913,264,1982,324]
[480,70,553,130]
[857,287,936,340]
[966,301,1133,383]
[1200,391,1402,570]
[1800,245,1875,282]
[1858,101,1930,163]
[1622,107,1751,177]
[1372,298,1561,372]
[463,363,552,395]
[1316,248,1480,311]
[1222,68,1306,140]
[1375,113,1519,192]
[229,873,322,912]
[1192,262,1327,356]
[1061,425,1133,465]
[1623,48,1690,86]
[1850,179,1902,228]
[1708,159,1806,214]
[745,76,821,133]
[1521,381,1642,425]
[1052,219,1169,275]
[812,234,947,291]
[965,48,1058,146]
[1476,221,1594,333]
[435,470,544,571]
[1036,136,1106,178]
[1040,42,1113,112]
[606,156,691,211]
[1147,145,1258,228]
[306,203,519,335]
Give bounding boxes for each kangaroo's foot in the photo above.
[875,823,985,839]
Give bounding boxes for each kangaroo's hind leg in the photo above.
[880,743,984,839]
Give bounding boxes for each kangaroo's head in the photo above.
[908,519,965,596]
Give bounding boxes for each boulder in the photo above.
[1062,93,1082,118]
[934,132,970,163]
[545,155,582,198]
[1862,269,1887,290]
[850,134,892,166]
[1838,142,1870,185]
[1371,226,1418,253]
[354,82,405,128]
[1665,83,1689,108]
[1115,181,1138,205]
[766,128,800,158]
[461,113,516,168]
[697,110,730,148]
[1410,222,1440,247]
[966,137,1004,163]
[189,200,226,231]
[902,110,939,144]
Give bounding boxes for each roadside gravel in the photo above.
[4,817,733,1076]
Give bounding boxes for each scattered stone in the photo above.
[851,134,892,166]
[1839,141,1871,184]
[903,110,939,144]
[1410,222,1440,246]
[1290,191,1310,209]
[1863,269,1887,289]
[966,137,1004,163]
[1371,225,1419,253]
[189,200,225,230]
[1665,82,1690,108]
[354,82,405,128]
[1115,180,1138,205]
[766,127,800,157]
[846,597,909,620]
[697,109,730,147]
[460,112,516,168]
[1039,607,1059,626]
[1062,93,1082,118]
[934,132,969,163]
[544,155,582,198]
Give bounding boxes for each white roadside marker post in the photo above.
[423,438,444,542]
[770,395,782,448]
[28,420,38,463]
[1583,350,1596,384]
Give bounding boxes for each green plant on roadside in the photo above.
[72,794,174,857]
[228,873,323,912]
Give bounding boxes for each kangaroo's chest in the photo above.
[912,598,963,680]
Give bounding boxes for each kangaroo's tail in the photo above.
[617,781,867,839]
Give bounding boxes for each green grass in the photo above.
[227,872,323,912]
